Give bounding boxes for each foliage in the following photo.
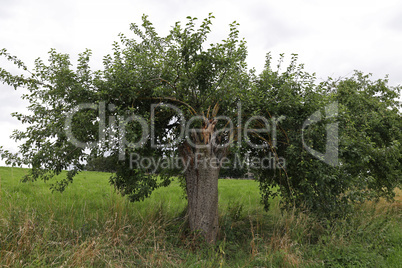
[84,154,117,172]
[218,148,248,178]
[0,13,248,200]
[248,53,402,219]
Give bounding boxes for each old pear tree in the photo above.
[1,14,401,243]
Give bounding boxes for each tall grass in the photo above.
[0,167,401,267]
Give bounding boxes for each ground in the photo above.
[0,167,401,267]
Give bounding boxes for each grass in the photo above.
[0,166,401,267]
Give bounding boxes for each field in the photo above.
[0,166,401,267]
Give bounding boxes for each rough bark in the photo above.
[179,118,227,244]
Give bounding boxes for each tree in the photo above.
[1,14,401,244]
[85,154,116,172]
[0,14,249,243]
[247,54,402,219]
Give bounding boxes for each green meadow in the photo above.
[0,166,401,267]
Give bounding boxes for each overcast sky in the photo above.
[1,0,402,165]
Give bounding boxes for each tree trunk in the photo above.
[184,149,220,243]
[179,118,227,244]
